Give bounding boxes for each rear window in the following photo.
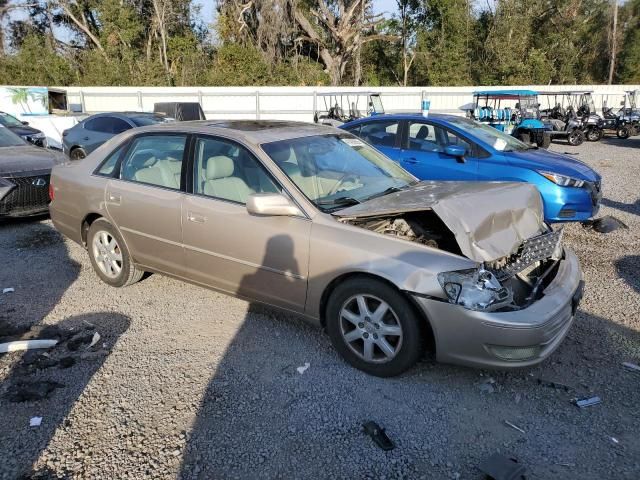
[129,115,168,127]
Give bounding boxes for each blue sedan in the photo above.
[340,113,602,223]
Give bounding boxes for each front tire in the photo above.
[567,129,585,146]
[325,277,424,377]
[617,127,630,139]
[87,219,144,287]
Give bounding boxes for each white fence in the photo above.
[60,85,640,122]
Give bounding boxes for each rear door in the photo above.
[105,133,188,275]
[181,135,311,313]
[82,116,132,153]
[399,120,478,181]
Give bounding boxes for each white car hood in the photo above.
[335,181,545,262]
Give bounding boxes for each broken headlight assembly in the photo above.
[537,171,584,188]
[437,268,514,312]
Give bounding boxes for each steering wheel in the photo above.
[328,173,360,196]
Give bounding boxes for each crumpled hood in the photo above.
[335,181,545,262]
[0,146,65,175]
[505,149,599,182]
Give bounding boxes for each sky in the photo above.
[195,0,400,27]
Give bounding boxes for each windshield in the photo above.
[443,116,530,152]
[0,112,24,128]
[519,96,540,119]
[262,134,416,212]
[130,115,168,127]
[0,126,27,147]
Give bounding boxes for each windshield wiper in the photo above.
[316,196,361,210]
[363,186,404,202]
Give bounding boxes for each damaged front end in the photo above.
[336,181,566,312]
[438,228,564,312]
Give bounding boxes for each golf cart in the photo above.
[570,91,605,142]
[621,90,640,135]
[538,91,586,146]
[471,90,551,148]
[600,92,639,139]
[314,92,384,127]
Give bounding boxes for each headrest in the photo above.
[269,146,292,164]
[416,125,429,139]
[206,156,234,180]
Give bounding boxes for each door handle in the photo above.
[107,193,121,204]
[403,157,418,164]
[187,211,206,223]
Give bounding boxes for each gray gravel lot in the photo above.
[1,137,639,480]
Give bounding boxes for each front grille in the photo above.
[0,173,51,216]
[492,228,564,280]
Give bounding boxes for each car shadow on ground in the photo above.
[0,219,131,479]
[601,136,640,149]
[601,197,640,218]
[178,236,640,479]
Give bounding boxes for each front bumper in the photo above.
[0,171,51,217]
[543,181,601,223]
[412,248,583,369]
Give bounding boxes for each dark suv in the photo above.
[62,112,171,159]
[0,111,47,147]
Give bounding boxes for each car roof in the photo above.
[84,111,164,120]
[473,89,539,98]
[128,120,342,145]
[341,112,464,126]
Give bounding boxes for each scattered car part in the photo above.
[29,416,43,427]
[622,362,640,372]
[536,378,572,391]
[504,420,525,434]
[0,339,58,353]
[479,453,527,480]
[5,381,64,402]
[88,331,101,348]
[572,396,602,408]
[362,421,394,451]
[582,215,628,233]
[296,362,310,374]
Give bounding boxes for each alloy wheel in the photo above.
[92,230,123,279]
[339,294,403,363]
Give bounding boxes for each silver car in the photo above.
[50,121,584,377]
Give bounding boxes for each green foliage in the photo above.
[0,0,637,87]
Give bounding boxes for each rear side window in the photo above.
[119,135,187,190]
[95,144,127,176]
[85,116,131,134]
[359,121,399,148]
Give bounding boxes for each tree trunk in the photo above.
[608,0,618,84]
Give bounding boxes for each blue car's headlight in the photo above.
[537,171,585,188]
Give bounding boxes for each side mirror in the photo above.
[22,121,29,125]
[246,193,302,217]
[444,144,466,161]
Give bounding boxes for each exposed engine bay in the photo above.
[340,211,564,311]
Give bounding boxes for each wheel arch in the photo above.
[318,271,436,354]
[81,213,104,246]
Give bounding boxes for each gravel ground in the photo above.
[0,137,639,480]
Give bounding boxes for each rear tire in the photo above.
[617,127,630,139]
[325,277,424,377]
[537,133,552,149]
[70,147,87,160]
[87,219,144,287]
[517,133,530,144]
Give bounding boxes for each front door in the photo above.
[105,133,188,275]
[181,135,311,313]
[399,120,478,181]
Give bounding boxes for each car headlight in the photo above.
[437,268,514,312]
[537,171,584,188]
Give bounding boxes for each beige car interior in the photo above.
[123,137,186,189]
[194,138,280,204]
